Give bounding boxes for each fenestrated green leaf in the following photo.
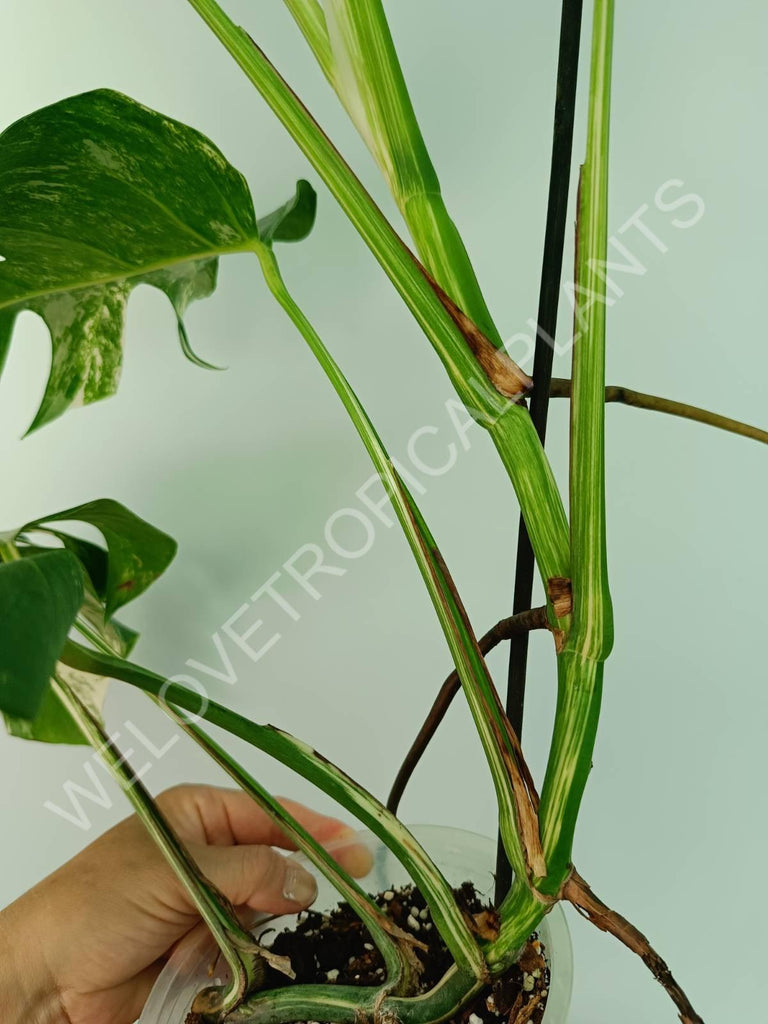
[25,498,177,617]
[0,549,84,718]
[0,88,317,430]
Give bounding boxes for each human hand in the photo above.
[0,785,367,1024]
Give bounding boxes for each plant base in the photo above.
[139,826,573,1024]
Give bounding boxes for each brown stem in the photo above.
[550,378,768,445]
[386,607,549,814]
[426,273,532,401]
[563,871,705,1024]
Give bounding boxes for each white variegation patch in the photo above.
[56,663,108,723]
[323,1,398,192]
[0,90,316,430]
[28,283,128,429]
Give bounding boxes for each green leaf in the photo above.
[2,497,165,739]
[257,179,317,244]
[4,686,86,745]
[0,550,83,718]
[0,88,317,430]
[45,532,109,598]
[0,310,13,378]
[2,560,132,745]
[18,538,139,652]
[3,665,105,746]
[25,499,177,617]
[143,259,223,370]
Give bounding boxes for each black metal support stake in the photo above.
[495,0,584,904]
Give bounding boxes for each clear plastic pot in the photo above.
[139,824,572,1024]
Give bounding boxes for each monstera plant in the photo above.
[1,2,764,1023]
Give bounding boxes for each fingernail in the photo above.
[283,862,318,907]
[336,844,374,879]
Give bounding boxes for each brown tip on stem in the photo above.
[425,273,532,400]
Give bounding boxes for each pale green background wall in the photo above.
[1,2,766,1021]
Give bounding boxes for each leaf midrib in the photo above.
[0,225,135,267]
[0,239,260,315]
[1,166,233,252]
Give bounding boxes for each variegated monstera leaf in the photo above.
[0,89,316,431]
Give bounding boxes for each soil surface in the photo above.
[187,882,549,1024]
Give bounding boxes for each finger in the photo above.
[158,785,357,850]
[192,841,318,915]
[330,839,374,879]
[218,791,358,851]
[216,794,373,877]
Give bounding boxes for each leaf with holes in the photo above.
[0,89,317,431]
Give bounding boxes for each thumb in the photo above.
[191,842,318,916]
